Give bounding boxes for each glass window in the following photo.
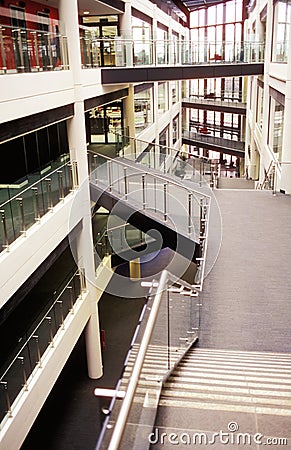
[256,85,264,129]
[134,87,153,133]
[268,97,284,160]
[272,0,291,62]
[158,82,168,115]
[171,81,178,104]
[132,17,152,65]
[173,116,179,144]
[156,27,168,64]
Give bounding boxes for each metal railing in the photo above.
[88,151,210,243]
[183,130,245,152]
[0,24,69,74]
[0,160,78,253]
[0,267,87,430]
[95,269,205,449]
[90,131,214,187]
[94,222,150,260]
[80,37,265,68]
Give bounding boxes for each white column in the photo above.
[124,85,136,141]
[59,0,103,379]
[277,16,291,194]
[120,1,133,65]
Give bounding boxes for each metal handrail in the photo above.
[107,269,168,450]
[0,160,76,209]
[0,267,85,383]
[88,151,211,201]
[116,132,211,164]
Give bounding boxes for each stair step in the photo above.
[158,398,291,416]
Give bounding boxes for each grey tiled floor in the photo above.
[199,189,291,352]
[153,189,291,450]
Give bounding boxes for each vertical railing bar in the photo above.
[45,178,53,210]
[1,209,9,250]
[32,335,42,368]
[17,356,28,391]
[57,170,65,200]
[0,381,12,417]
[163,183,167,222]
[16,197,26,234]
[32,187,41,221]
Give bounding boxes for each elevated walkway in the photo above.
[101,63,264,84]
[182,130,245,158]
[183,96,247,115]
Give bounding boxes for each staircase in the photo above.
[160,347,291,415]
[150,347,291,449]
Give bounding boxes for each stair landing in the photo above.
[153,347,291,449]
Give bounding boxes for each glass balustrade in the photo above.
[0,267,86,430]
[96,270,201,449]
[89,152,209,242]
[80,37,265,69]
[0,160,78,253]
[0,24,69,74]
[94,222,150,261]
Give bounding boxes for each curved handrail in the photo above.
[88,150,211,201]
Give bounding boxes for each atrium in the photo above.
[0,0,291,448]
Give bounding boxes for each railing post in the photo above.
[0,381,12,417]
[57,170,65,200]
[163,183,167,222]
[45,316,54,347]
[32,31,40,70]
[18,356,28,391]
[33,335,42,368]
[124,167,128,200]
[188,192,192,235]
[73,161,79,188]
[57,300,65,330]
[45,178,53,210]
[0,27,7,72]
[108,161,112,192]
[142,175,146,209]
[1,209,9,250]
[16,197,26,235]
[67,285,74,314]
[32,187,41,221]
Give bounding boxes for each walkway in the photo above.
[152,189,291,450]
[182,130,245,158]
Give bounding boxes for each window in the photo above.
[272,0,291,62]
[134,86,153,133]
[268,97,284,160]
[158,82,168,115]
[256,85,264,129]
[173,116,179,144]
[171,81,178,104]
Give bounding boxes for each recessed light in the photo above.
[83,11,90,15]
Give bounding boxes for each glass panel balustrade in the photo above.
[80,36,265,68]
[88,152,209,243]
[0,24,69,74]
[0,268,86,430]
[96,270,201,449]
[0,160,78,253]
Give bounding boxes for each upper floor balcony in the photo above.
[0,9,69,75]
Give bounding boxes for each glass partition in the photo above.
[0,268,86,431]
[89,152,209,242]
[0,160,78,253]
[96,271,201,449]
[0,11,69,74]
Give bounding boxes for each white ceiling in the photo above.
[34,0,122,17]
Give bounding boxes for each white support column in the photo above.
[59,0,103,379]
[124,85,136,142]
[278,20,291,194]
[120,1,133,65]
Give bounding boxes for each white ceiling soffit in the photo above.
[34,0,122,16]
